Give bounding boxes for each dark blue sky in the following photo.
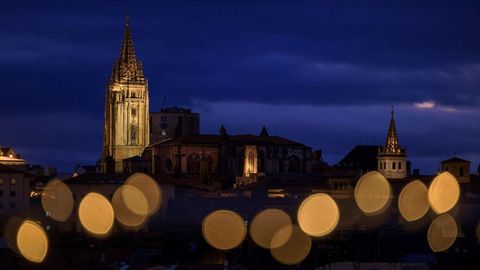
[1,0,479,173]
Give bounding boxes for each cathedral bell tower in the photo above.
[377,109,407,179]
[101,17,150,173]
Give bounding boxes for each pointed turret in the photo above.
[377,108,408,179]
[384,109,400,154]
[259,126,269,137]
[111,16,145,83]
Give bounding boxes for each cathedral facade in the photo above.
[101,18,150,173]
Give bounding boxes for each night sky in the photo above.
[1,0,479,173]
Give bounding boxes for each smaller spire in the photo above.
[260,126,269,137]
[219,124,228,137]
[384,107,400,154]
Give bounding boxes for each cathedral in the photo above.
[101,17,150,173]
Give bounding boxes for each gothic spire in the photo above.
[111,16,145,83]
[384,108,400,154]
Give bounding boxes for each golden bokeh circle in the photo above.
[112,185,149,229]
[16,220,48,263]
[398,180,429,222]
[427,214,457,252]
[271,225,311,265]
[41,179,74,222]
[428,172,460,214]
[78,192,115,237]
[298,193,339,237]
[202,210,246,250]
[250,208,292,249]
[125,173,162,216]
[355,171,392,215]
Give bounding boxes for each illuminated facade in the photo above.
[102,17,150,173]
[377,110,408,179]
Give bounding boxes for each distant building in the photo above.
[441,157,470,183]
[0,146,26,169]
[0,164,32,215]
[377,109,408,179]
[150,107,200,144]
[101,17,150,174]
[337,145,380,176]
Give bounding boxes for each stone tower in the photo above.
[102,17,149,173]
[377,109,407,179]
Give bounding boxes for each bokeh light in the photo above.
[125,173,162,216]
[202,210,246,250]
[428,172,460,214]
[427,213,457,252]
[16,220,48,263]
[250,208,292,249]
[298,193,339,237]
[112,185,149,229]
[398,180,429,222]
[270,225,311,265]
[78,192,115,237]
[41,179,74,222]
[355,171,392,215]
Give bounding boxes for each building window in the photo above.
[392,162,396,170]
[10,191,16,197]
[10,179,16,185]
[160,123,168,129]
[0,178,3,185]
[288,155,301,173]
[459,166,464,177]
[130,125,137,144]
[160,116,167,122]
[398,162,402,170]
[165,158,173,172]
[161,130,167,136]
[187,153,200,173]
[10,203,15,210]
[206,156,213,173]
[0,190,3,197]
[131,108,137,117]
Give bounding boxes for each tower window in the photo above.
[392,162,396,170]
[459,166,464,177]
[399,162,402,170]
[130,125,137,144]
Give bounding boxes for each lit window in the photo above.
[11,179,16,185]
[161,130,166,136]
[0,179,3,185]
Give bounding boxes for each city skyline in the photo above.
[1,1,479,173]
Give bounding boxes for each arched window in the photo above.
[130,125,137,144]
[187,153,200,173]
[398,162,402,170]
[206,156,213,173]
[247,151,255,174]
[288,155,301,173]
[392,162,396,170]
[459,166,464,177]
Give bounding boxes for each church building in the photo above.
[377,109,408,179]
[101,17,150,173]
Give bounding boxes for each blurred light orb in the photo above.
[125,173,162,216]
[398,180,429,222]
[428,172,460,214]
[202,210,246,250]
[17,220,48,263]
[78,192,114,237]
[298,193,339,237]
[41,179,74,222]
[250,208,292,249]
[112,185,149,229]
[355,171,392,215]
[427,214,457,252]
[271,225,311,265]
